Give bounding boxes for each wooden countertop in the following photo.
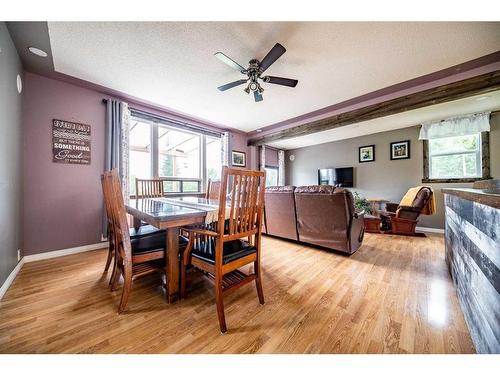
[442,187,500,209]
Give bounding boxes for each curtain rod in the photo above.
[102,98,222,137]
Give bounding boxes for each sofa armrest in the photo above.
[385,202,399,213]
[354,210,365,219]
[397,205,421,213]
[349,213,365,253]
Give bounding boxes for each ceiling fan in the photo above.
[215,42,298,102]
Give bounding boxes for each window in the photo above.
[129,119,152,196]
[265,166,278,187]
[158,125,201,193]
[206,135,222,181]
[128,114,224,196]
[423,132,490,182]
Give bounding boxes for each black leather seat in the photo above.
[191,238,256,265]
[129,224,164,238]
[129,225,188,254]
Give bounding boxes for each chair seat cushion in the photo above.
[191,238,256,265]
[129,225,165,239]
[131,230,188,254]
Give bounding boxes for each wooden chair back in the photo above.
[217,167,266,240]
[104,170,133,269]
[135,178,164,198]
[206,179,222,200]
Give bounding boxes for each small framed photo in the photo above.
[390,140,410,160]
[231,150,246,167]
[359,145,375,163]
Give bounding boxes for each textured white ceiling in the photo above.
[48,22,500,132]
[268,91,500,150]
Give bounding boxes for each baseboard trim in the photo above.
[416,226,445,234]
[0,258,25,301]
[24,242,108,263]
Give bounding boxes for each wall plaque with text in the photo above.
[52,119,91,165]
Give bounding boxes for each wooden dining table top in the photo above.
[127,197,213,222]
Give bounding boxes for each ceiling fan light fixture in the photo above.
[215,42,298,102]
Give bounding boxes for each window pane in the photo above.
[183,181,199,192]
[129,119,152,195]
[429,134,478,155]
[164,180,181,193]
[206,136,222,180]
[265,167,278,187]
[158,126,200,179]
[430,153,480,179]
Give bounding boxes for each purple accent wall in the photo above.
[23,73,106,255]
[23,72,252,255]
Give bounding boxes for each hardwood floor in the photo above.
[0,233,475,353]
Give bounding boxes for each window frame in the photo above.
[422,131,491,183]
[128,113,223,197]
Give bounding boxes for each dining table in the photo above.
[126,196,223,303]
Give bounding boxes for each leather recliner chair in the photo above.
[379,187,433,236]
[264,186,298,241]
[294,186,364,254]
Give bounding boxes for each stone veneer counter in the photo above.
[442,186,500,353]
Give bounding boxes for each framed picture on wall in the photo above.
[359,145,375,163]
[231,150,246,167]
[390,140,410,160]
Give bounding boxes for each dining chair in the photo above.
[206,179,222,200]
[102,169,186,313]
[180,167,266,333]
[101,174,167,281]
[135,178,164,198]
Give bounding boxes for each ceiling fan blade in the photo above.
[264,76,298,88]
[259,43,286,73]
[217,79,248,91]
[214,52,246,73]
[254,90,263,102]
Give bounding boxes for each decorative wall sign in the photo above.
[390,140,410,160]
[52,119,91,165]
[359,145,375,163]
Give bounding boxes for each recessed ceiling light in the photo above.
[28,47,48,57]
[255,129,262,133]
[476,96,490,101]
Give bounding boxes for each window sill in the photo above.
[421,177,491,184]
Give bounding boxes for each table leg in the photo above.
[165,227,180,303]
[133,216,141,231]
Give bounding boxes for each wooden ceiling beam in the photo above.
[247,70,500,146]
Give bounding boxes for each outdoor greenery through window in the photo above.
[265,166,278,187]
[129,116,222,196]
[428,133,482,179]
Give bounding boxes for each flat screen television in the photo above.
[318,167,354,187]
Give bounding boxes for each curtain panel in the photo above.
[260,145,266,171]
[221,131,229,167]
[278,150,285,186]
[419,111,491,140]
[103,99,131,236]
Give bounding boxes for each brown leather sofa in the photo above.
[264,185,365,254]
